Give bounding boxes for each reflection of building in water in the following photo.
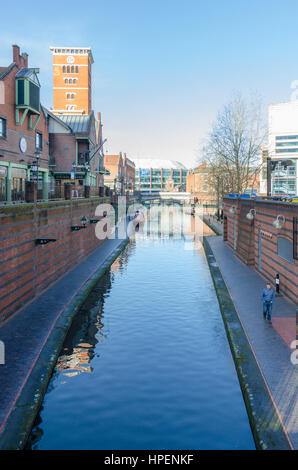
[54,244,134,379]
[56,343,93,376]
[110,257,121,274]
[143,203,200,239]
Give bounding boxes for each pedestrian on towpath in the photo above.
[261,282,275,324]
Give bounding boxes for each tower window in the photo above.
[75,66,78,73]
[63,65,66,73]
[69,79,72,84]
[67,66,70,73]
[65,78,68,84]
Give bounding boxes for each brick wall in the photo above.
[223,197,298,303]
[49,133,76,172]
[0,197,111,321]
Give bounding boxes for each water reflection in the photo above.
[27,242,135,450]
[27,222,254,450]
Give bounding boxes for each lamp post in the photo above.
[31,149,40,186]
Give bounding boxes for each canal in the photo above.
[27,232,255,450]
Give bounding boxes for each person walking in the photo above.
[261,282,275,324]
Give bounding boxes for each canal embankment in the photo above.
[202,215,223,236]
[0,235,128,450]
[203,236,296,450]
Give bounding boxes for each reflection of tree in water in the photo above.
[26,241,135,449]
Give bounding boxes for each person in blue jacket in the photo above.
[261,282,275,323]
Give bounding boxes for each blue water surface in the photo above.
[28,236,255,450]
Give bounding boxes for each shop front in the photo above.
[11,167,27,201]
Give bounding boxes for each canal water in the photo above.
[27,234,255,450]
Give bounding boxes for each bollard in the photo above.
[84,185,90,198]
[275,273,280,294]
[25,181,37,203]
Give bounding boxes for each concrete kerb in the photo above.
[0,237,129,450]
[203,237,293,450]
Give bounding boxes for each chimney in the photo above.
[97,112,101,122]
[12,45,20,64]
[21,52,28,68]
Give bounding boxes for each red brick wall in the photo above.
[0,198,110,321]
[223,198,298,304]
[49,133,76,172]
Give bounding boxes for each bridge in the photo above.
[138,191,191,204]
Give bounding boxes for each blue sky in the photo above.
[1,0,298,167]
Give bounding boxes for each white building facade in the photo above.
[269,102,298,196]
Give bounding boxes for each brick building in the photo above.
[123,154,135,193]
[223,196,298,304]
[50,47,93,115]
[187,161,260,206]
[186,162,216,205]
[0,45,49,201]
[104,152,135,194]
[48,111,104,198]
[49,46,104,197]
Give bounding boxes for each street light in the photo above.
[273,215,285,229]
[246,208,256,220]
[31,149,40,183]
[81,215,88,226]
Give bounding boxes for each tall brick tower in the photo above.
[50,47,94,115]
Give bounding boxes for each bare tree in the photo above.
[202,93,266,202]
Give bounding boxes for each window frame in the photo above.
[0,116,7,139]
[35,131,43,150]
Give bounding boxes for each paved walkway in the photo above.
[0,237,126,441]
[207,236,298,449]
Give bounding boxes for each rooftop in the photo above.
[57,114,92,133]
[50,46,94,64]
[133,158,187,170]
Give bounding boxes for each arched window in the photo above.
[73,79,77,84]
[75,66,78,73]
[67,66,70,73]
[71,94,75,99]
[67,93,71,100]
[62,65,66,73]
[71,66,74,73]
[69,78,72,84]
[65,78,68,84]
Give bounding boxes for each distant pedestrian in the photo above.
[261,282,275,323]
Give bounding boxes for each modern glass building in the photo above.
[133,158,188,191]
[269,102,298,197]
[272,137,297,196]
